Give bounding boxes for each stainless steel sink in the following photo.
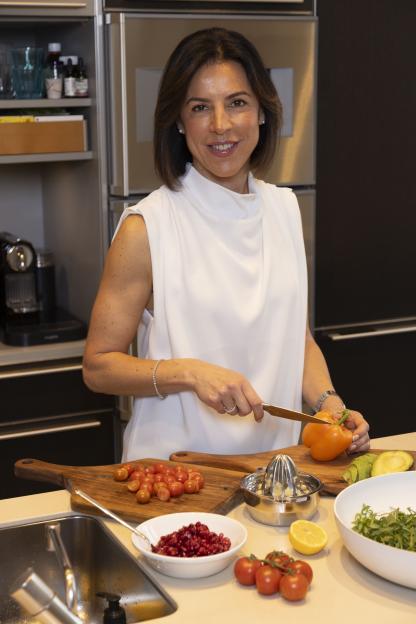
[0,515,177,623]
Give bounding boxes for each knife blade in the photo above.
[262,404,330,424]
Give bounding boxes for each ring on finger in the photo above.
[223,402,238,414]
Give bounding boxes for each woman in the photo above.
[83,28,370,460]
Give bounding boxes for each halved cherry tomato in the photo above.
[234,557,263,586]
[113,467,129,481]
[136,488,151,504]
[126,479,141,493]
[156,486,171,501]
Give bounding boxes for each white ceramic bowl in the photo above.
[334,471,416,589]
[131,512,247,579]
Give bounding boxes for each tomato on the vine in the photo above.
[287,560,313,585]
[264,550,292,568]
[234,556,263,586]
[280,572,309,601]
[255,565,282,595]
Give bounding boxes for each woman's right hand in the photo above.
[187,359,264,422]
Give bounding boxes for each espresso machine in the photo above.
[0,232,86,346]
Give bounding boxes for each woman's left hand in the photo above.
[341,409,370,454]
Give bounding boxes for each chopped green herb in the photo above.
[352,504,416,551]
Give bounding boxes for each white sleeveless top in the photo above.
[116,165,308,461]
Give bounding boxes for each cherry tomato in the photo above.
[113,467,129,481]
[162,467,176,476]
[264,550,292,569]
[280,573,309,601]
[164,474,176,485]
[168,481,185,497]
[188,472,204,488]
[129,470,143,483]
[136,488,151,504]
[126,479,141,493]
[156,486,171,502]
[287,560,313,585]
[122,463,134,476]
[174,470,189,483]
[140,481,154,495]
[183,479,198,494]
[153,463,167,474]
[144,465,155,474]
[255,565,282,595]
[154,473,167,483]
[234,557,263,586]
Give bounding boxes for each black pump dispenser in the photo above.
[96,592,127,624]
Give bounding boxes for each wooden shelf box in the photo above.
[0,120,87,155]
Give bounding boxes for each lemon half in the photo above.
[289,520,328,555]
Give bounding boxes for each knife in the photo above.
[262,404,330,424]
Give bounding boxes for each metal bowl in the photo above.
[240,469,322,526]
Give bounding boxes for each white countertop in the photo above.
[1,434,415,624]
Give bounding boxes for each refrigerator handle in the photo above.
[327,324,416,341]
[106,13,129,196]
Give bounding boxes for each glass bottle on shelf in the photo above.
[45,42,61,65]
[63,58,76,98]
[45,59,63,99]
[75,57,88,97]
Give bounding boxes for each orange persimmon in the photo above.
[302,410,353,461]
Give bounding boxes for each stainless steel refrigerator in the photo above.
[315,0,416,438]
[103,2,318,417]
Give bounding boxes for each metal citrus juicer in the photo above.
[240,454,322,526]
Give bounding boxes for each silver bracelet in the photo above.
[152,359,166,400]
[314,389,345,413]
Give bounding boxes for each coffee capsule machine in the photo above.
[0,232,86,346]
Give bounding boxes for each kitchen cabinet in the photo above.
[0,1,108,327]
[315,0,416,436]
[0,1,119,497]
[0,357,120,499]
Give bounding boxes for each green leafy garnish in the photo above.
[352,504,416,551]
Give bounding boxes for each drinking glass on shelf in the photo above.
[11,47,44,99]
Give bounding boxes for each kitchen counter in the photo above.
[1,434,415,624]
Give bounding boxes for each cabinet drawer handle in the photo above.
[327,324,416,341]
[0,363,82,380]
[0,2,87,6]
[0,420,101,441]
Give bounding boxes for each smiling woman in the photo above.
[177,61,263,193]
[82,27,370,462]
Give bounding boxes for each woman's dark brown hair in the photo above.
[154,27,283,190]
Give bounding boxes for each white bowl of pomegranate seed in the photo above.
[131,511,247,578]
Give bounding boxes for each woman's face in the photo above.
[178,61,263,194]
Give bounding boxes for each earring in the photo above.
[177,125,184,134]
[259,118,265,126]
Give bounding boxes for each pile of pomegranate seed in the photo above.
[151,521,231,557]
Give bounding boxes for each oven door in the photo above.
[106,13,316,195]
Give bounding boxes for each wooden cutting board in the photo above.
[169,445,416,495]
[14,457,245,523]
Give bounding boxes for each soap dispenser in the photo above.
[96,592,127,624]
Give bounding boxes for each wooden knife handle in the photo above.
[14,458,67,485]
